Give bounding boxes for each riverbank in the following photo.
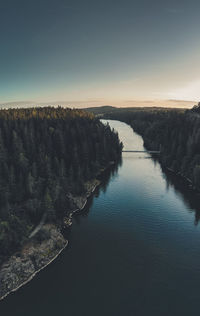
[0,224,68,301]
[0,164,113,301]
[145,147,200,194]
[130,125,200,194]
[162,165,200,193]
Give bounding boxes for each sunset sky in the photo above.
[0,0,200,107]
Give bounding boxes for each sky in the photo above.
[0,0,200,107]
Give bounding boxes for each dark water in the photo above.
[2,120,200,316]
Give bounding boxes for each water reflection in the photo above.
[162,166,200,226]
[64,157,121,234]
[74,158,121,221]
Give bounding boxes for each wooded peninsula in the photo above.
[0,107,122,269]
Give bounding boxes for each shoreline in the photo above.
[0,240,68,301]
[163,165,200,194]
[117,121,200,195]
[149,152,200,194]
[0,162,114,302]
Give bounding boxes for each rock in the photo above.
[0,224,67,300]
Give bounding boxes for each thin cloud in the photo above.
[166,80,200,102]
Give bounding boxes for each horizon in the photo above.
[1,0,200,106]
[0,99,197,109]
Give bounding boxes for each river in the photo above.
[2,120,200,316]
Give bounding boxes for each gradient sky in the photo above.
[0,0,200,107]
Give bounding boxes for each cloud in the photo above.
[165,80,200,102]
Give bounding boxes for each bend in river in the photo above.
[2,120,200,316]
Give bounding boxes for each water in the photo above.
[2,120,200,316]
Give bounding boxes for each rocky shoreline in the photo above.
[0,177,102,301]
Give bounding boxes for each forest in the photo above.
[0,107,122,264]
[94,105,200,190]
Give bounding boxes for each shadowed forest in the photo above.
[0,107,122,264]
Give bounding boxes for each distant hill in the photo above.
[0,101,37,109]
[84,106,116,115]
[84,105,186,116]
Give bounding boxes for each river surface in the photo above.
[2,120,200,316]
